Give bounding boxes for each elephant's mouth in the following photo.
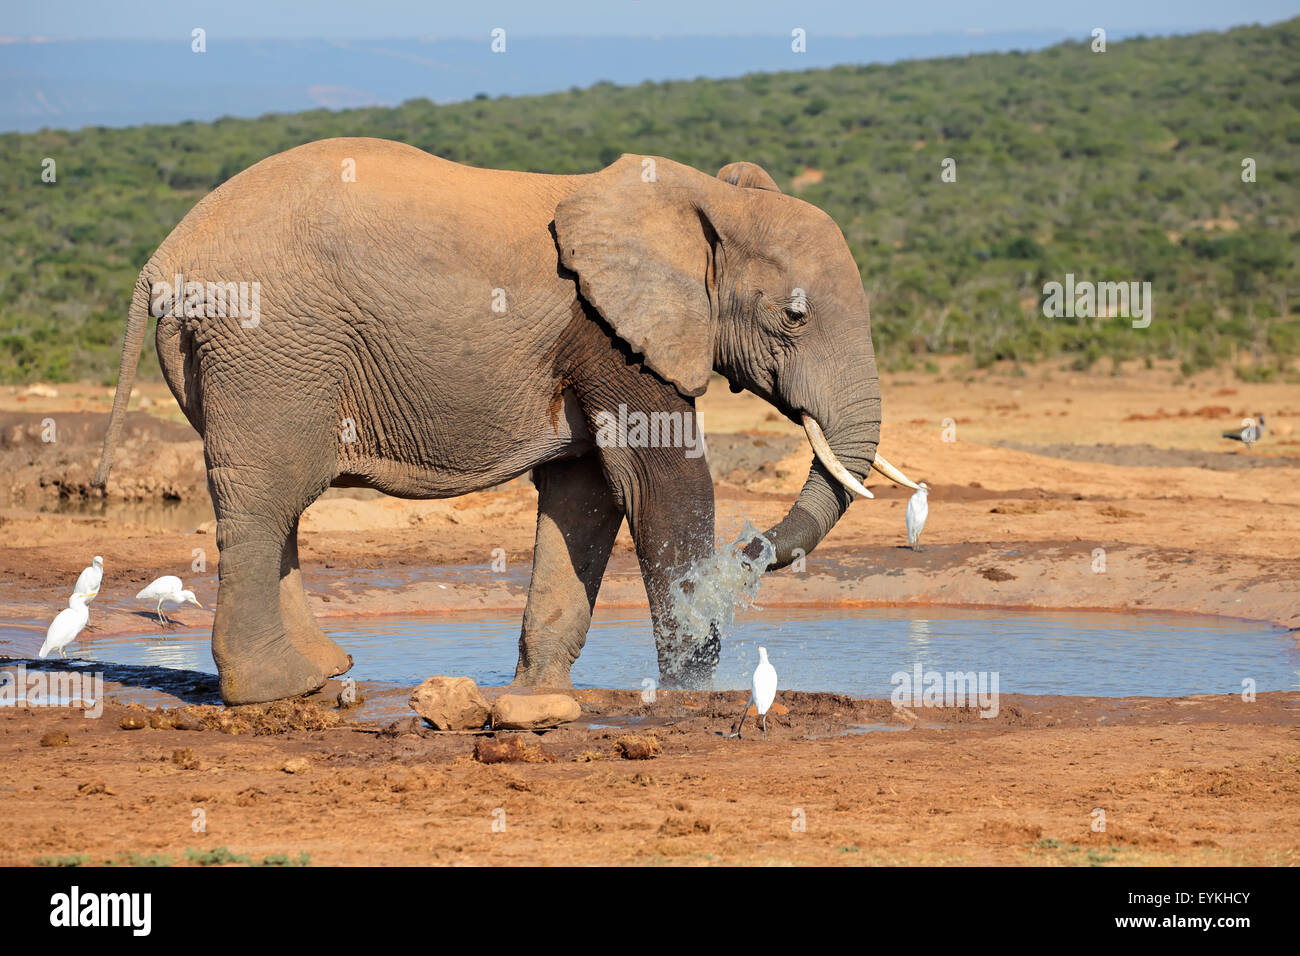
[801,414,921,497]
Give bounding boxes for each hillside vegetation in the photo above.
[1,19,1297,383]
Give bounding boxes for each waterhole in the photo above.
[3,606,1293,700]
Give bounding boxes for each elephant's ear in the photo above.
[716,161,782,193]
[554,155,720,398]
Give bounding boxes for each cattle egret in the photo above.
[73,555,104,631]
[74,556,104,602]
[728,646,778,739]
[906,483,930,550]
[136,575,203,626]
[39,592,91,660]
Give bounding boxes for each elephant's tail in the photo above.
[92,271,155,491]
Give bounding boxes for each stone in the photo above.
[490,693,581,730]
[282,757,311,774]
[173,713,206,731]
[473,736,556,764]
[409,676,490,731]
[613,735,662,760]
[379,716,423,738]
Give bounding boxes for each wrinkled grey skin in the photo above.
[94,138,881,705]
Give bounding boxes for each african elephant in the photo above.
[93,138,920,705]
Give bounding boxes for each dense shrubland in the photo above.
[1,18,1296,382]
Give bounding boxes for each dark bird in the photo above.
[1223,414,1265,449]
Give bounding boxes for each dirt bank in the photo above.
[1,362,1297,866]
[1,686,1294,865]
[2,363,1297,630]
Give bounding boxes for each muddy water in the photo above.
[5,607,1295,701]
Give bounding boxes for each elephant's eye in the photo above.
[784,300,809,327]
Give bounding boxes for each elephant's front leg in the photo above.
[598,433,718,689]
[513,455,623,687]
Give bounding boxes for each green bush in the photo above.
[1,18,1297,382]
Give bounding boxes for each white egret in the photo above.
[136,575,203,626]
[73,555,104,631]
[906,483,930,550]
[728,646,778,739]
[39,592,91,660]
[74,555,104,602]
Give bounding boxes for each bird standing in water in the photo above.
[73,555,104,630]
[728,646,778,739]
[906,483,930,550]
[136,575,203,626]
[74,555,104,603]
[40,592,91,660]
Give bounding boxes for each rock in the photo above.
[282,757,311,774]
[173,713,206,732]
[379,716,423,738]
[490,693,581,730]
[613,735,662,760]
[473,736,556,764]
[409,676,490,731]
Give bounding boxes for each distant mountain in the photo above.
[2,31,1164,133]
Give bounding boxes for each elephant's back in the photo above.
[152,137,582,290]
[176,138,579,235]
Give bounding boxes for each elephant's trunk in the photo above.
[745,405,921,571]
[744,403,876,569]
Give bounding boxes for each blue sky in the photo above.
[3,0,1297,39]
[5,2,1294,132]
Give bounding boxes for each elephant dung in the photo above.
[490,693,581,730]
[409,676,491,731]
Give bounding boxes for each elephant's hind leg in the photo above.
[205,402,338,705]
[280,515,352,678]
[209,464,326,704]
[512,455,623,687]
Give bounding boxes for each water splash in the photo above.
[660,522,775,682]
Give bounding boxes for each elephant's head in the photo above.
[554,154,920,569]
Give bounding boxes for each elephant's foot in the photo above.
[284,621,352,679]
[657,633,720,690]
[215,633,326,706]
[279,570,352,678]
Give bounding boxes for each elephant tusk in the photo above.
[870,452,922,491]
[801,414,874,499]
